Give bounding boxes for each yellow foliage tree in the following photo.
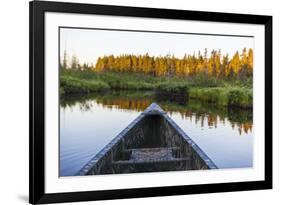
[93,48,253,80]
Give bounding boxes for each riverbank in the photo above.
[60,69,252,108]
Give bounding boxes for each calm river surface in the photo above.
[60,91,253,176]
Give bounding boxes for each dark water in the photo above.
[60,91,253,176]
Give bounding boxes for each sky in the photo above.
[60,27,253,66]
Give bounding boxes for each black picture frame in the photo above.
[29,0,272,204]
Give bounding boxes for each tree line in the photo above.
[61,48,253,80]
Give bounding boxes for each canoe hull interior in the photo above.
[77,105,217,176]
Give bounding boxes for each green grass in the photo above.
[60,69,252,108]
[227,88,253,108]
[60,75,110,94]
[189,86,252,108]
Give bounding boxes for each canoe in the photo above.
[76,103,217,175]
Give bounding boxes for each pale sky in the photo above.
[60,27,253,66]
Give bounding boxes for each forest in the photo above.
[61,48,253,79]
[94,48,253,80]
[60,48,253,108]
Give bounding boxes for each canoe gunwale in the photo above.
[76,103,217,176]
[76,110,146,176]
[164,113,217,169]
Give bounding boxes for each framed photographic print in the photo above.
[29,0,272,204]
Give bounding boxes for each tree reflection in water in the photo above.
[60,90,252,135]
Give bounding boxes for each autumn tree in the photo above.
[92,48,253,80]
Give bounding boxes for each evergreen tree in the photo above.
[70,54,78,70]
[61,49,68,69]
[90,48,253,80]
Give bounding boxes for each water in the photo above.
[60,91,253,176]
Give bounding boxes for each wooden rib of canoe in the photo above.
[77,103,217,176]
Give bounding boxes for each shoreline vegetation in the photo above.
[60,48,253,109]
